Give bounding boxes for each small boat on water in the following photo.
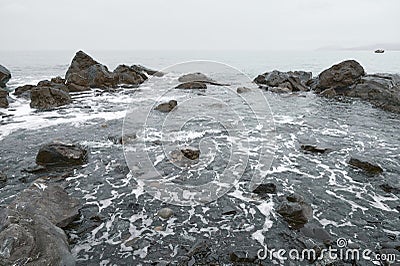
[374,49,385,53]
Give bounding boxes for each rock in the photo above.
[346,74,400,113]
[178,72,227,86]
[348,157,383,175]
[131,65,164,77]
[379,184,400,194]
[316,60,365,92]
[300,224,331,243]
[252,183,277,197]
[36,142,88,167]
[67,83,90,92]
[14,84,36,98]
[277,193,313,229]
[0,65,11,88]
[0,209,75,266]
[65,50,117,89]
[155,100,177,112]
[0,171,7,182]
[254,70,311,92]
[236,87,251,93]
[300,145,331,154]
[113,64,147,86]
[157,208,173,219]
[268,87,292,93]
[175,82,207,90]
[30,87,72,110]
[180,148,200,160]
[9,182,80,228]
[0,89,9,108]
[319,88,337,98]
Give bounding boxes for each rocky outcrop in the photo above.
[316,60,365,92]
[0,65,11,88]
[36,142,88,168]
[277,193,313,229]
[113,64,147,86]
[0,89,9,108]
[254,70,312,92]
[30,86,72,110]
[155,100,177,112]
[348,157,383,175]
[0,180,79,265]
[175,82,207,90]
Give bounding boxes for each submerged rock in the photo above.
[30,87,72,110]
[348,157,383,175]
[36,142,88,167]
[254,70,312,92]
[316,60,365,92]
[155,100,177,112]
[252,183,277,197]
[236,87,251,93]
[300,145,331,154]
[0,64,11,88]
[277,193,313,229]
[175,82,207,90]
[157,208,174,219]
[0,89,9,108]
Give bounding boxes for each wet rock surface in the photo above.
[155,100,177,112]
[175,81,207,90]
[0,180,79,265]
[254,70,312,92]
[277,193,313,229]
[30,86,72,110]
[0,64,11,88]
[348,157,383,175]
[36,142,88,167]
[0,89,9,108]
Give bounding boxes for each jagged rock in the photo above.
[30,87,72,110]
[0,65,11,88]
[155,100,177,112]
[113,65,147,86]
[36,142,88,167]
[348,157,383,175]
[316,60,365,92]
[131,65,164,77]
[0,89,9,108]
[14,84,36,98]
[254,70,311,92]
[175,82,207,90]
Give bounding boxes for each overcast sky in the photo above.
[0,0,399,51]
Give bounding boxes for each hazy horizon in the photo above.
[0,0,399,51]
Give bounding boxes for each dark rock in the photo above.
[14,84,36,98]
[131,64,164,77]
[178,72,227,86]
[0,171,7,182]
[348,157,383,175]
[380,184,400,194]
[170,147,200,166]
[30,87,72,110]
[277,193,313,229]
[316,60,365,92]
[9,182,80,228]
[36,142,88,167]
[0,64,11,88]
[300,224,331,242]
[236,87,251,93]
[65,50,118,89]
[175,82,207,90]
[157,208,173,219]
[252,183,277,197]
[346,74,400,113]
[254,70,312,92]
[268,87,292,93]
[113,64,147,86]
[0,89,9,108]
[319,88,337,98]
[155,100,177,112]
[181,148,200,160]
[108,134,137,145]
[301,145,331,154]
[67,83,90,92]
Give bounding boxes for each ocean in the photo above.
[0,50,399,265]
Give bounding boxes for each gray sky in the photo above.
[0,0,399,51]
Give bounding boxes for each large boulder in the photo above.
[65,50,117,89]
[0,181,79,265]
[36,142,88,167]
[30,86,72,110]
[277,193,313,229]
[254,70,312,92]
[0,64,11,88]
[0,89,9,108]
[316,60,365,92]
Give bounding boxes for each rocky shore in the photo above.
[0,52,399,265]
